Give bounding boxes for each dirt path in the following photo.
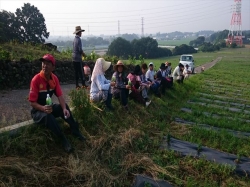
[0,57,222,126]
[194,57,222,73]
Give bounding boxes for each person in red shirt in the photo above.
[29,54,85,153]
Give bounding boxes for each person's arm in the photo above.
[30,102,51,113]
[96,75,110,91]
[58,95,70,118]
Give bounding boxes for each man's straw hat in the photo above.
[73,26,85,34]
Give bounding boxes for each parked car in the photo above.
[179,54,195,73]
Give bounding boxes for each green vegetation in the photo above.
[0,46,250,186]
[0,3,49,43]
[157,37,196,46]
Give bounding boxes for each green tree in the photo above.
[189,36,205,47]
[0,10,16,42]
[131,37,158,58]
[173,44,197,55]
[15,3,49,43]
[107,37,132,58]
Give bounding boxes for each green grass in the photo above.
[157,37,196,46]
[1,46,250,186]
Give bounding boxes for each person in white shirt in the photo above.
[145,62,161,97]
[90,58,115,110]
[183,64,192,79]
[172,63,185,83]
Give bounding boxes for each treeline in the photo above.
[107,37,172,59]
[54,37,110,48]
[0,3,49,44]
[189,30,250,52]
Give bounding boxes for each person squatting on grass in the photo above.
[111,60,131,111]
[146,62,161,97]
[183,64,192,79]
[72,26,86,89]
[90,58,115,111]
[165,62,172,76]
[172,63,185,83]
[156,63,169,95]
[140,63,152,105]
[127,65,151,107]
[29,54,86,153]
[156,63,173,94]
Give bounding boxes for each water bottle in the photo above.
[46,94,52,105]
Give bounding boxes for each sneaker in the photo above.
[145,100,151,107]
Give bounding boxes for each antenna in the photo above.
[141,17,144,37]
[227,0,242,46]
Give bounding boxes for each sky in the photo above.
[1,0,250,36]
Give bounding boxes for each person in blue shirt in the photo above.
[90,58,115,110]
[72,26,86,88]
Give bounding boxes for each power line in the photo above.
[50,11,231,34]
[44,9,231,28]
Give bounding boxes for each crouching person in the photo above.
[29,54,86,153]
[90,58,115,111]
[183,64,192,79]
[112,60,131,111]
[172,63,185,83]
[146,62,161,97]
[127,65,151,107]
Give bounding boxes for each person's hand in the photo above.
[126,85,131,89]
[110,82,115,87]
[44,105,52,114]
[63,109,70,119]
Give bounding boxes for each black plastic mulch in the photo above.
[174,117,250,138]
[132,175,173,187]
[161,137,250,177]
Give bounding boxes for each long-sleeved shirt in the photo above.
[172,66,183,80]
[90,75,110,99]
[72,35,83,62]
[145,69,155,82]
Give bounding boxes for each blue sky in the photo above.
[1,0,249,36]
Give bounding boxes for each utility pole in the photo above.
[227,0,243,46]
[118,20,120,36]
[141,17,144,38]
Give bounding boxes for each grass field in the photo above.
[157,37,196,46]
[0,47,250,186]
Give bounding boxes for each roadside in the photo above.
[0,57,222,128]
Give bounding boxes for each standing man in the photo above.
[29,54,86,153]
[72,26,86,88]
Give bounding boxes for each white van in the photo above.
[179,54,195,73]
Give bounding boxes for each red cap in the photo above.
[39,54,55,65]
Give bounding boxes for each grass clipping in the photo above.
[0,126,177,186]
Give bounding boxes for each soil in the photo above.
[0,57,222,127]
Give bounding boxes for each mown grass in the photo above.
[0,47,250,186]
[157,37,196,46]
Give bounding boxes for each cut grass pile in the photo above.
[0,47,250,186]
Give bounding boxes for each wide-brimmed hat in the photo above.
[100,58,111,72]
[114,60,125,71]
[73,26,85,34]
[160,63,166,70]
[39,54,55,66]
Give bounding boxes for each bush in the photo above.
[0,47,11,61]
